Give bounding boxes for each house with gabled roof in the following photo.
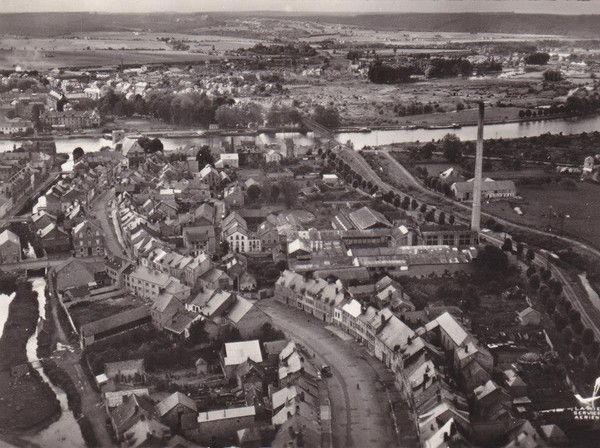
[156,392,198,430]
[72,219,104,257]
[199,164,221,190]
[108,393,170,446]
[37,222,70,254]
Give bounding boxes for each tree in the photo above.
[448,215,455,225]
[529,274,540,291]
[516,242,524,258]
[501,237,513,252]
[540,268,551,283]
[73,147,84,162]
[442,134,462,162]
[569,309,581,325]
[402,196,411,210]
[525,52,550,65]
[247,184,261,203]
[146,138,163,153]
[186,320,208,345]
[543,69,563,82]
[551,281,563,297]
[137,137,163,153]
[280,181,299,208]
[553,310,567,331]
[526,248,535,262]
[539,285,551,302]
[582,328,594,346]
[419,203,427,213]
[368,61,413,84]
[393,196,401,208]
[425,210,435,222]
[570,341,583,357]
[312,105,340,129]
[563,327,573,344]
[196,145,214,168]
[438,212,446,225]
[411,199,419,210]
[526,266,536,278]
[474,245,509,280]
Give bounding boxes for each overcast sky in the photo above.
[3,1,600,14]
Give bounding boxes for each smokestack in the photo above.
[471,102,484,232]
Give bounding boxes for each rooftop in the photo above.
[224,340,263,366]
[197,405,256,423]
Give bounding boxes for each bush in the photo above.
[543,69,563,82]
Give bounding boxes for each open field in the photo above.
[484,181,600,248]
[0,31,261,70]
[288,74,564,127]
[0,49,216,70]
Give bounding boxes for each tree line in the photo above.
[367,57,475,84]
[97,88,340,129]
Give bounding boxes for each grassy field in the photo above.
[0,282,60,433]
[484,181,600,247]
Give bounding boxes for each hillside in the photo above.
[296,12,600,38]
[1,12,599,39]
[0,12,218,37]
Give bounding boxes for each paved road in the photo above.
[91,189,129,259]
[257,298,400,448]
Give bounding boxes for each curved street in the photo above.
[257,298,412,448]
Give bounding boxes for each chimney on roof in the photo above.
[471,102,484,232]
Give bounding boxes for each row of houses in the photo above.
[274,269,553,448]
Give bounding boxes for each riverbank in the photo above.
[0,110,586,142]
[0,280,61,434]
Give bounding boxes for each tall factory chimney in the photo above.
[471,102,484,232]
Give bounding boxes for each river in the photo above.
[1,114,600,163]
[24,277,85,447]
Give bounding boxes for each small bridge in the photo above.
[0,257,66,272]
[0,255,105,272]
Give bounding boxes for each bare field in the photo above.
[0,32,260,69]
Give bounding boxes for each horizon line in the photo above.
[1,10,600,16]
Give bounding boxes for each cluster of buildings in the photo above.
[438,168,517,202]
[31,164,114,254]
[275,269,567,448]
[94,338,328,447]
[0,149,55,217]
[0,65,288,134]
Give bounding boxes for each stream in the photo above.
[23,277,85,447]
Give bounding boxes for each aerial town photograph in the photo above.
[3,0,600,447]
